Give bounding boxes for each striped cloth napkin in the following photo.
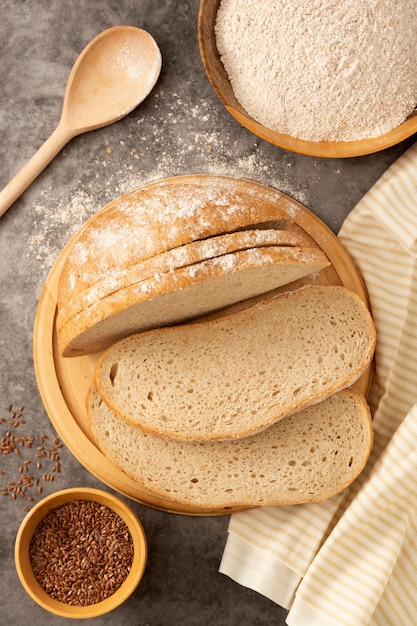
[219,142,417,626]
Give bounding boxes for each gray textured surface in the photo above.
[0,1,414,625]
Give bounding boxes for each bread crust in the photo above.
[56,225,316,332]
[58,246,330,356]
[57,175,297,321]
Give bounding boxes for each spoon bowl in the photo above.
[0,26,162,217]
[63,26,162,132]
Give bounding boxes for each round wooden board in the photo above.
[33,175,372,516]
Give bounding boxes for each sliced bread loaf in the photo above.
[56,225,317,333]
[58,246,329,357]
[94,285,376,441]
[56,175,296,320]
[87,386,373,509]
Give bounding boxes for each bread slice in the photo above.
[58,246,329,357]
[94,285,376,441]
[87,386,373,509]
[57,175,297,321]
[56,225,316,333]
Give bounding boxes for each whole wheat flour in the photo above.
[215,0,417,142]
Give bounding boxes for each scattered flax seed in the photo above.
[0,404,64,511]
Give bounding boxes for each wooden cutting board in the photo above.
[33,175,372,516]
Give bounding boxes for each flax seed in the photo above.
[1,405,65,510]
[29,500,134,605]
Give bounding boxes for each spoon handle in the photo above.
[0,123,74,218]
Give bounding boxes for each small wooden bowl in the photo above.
[15,488,147,618]
[198,0,417,158]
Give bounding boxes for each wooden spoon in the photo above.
[0,26,162,217]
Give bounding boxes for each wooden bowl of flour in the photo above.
[198,0,417,158]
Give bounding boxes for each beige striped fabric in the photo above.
[219,142,417,625]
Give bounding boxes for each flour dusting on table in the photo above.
[25,90,309,282]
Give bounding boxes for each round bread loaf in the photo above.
[58,245,329,356]
[56,225,315,333]
[57,175,296,324]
